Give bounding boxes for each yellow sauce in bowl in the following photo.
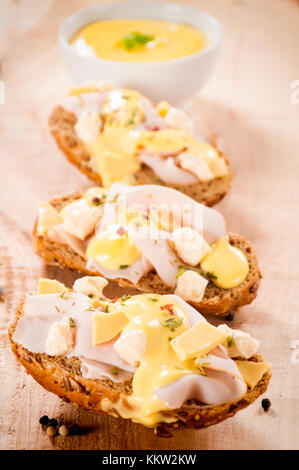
[70,19,209,62]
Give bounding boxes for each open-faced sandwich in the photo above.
[9,277,271,432]
[33,183,261,316]
[49,81,231,205]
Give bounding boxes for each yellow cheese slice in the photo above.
[92,311,129,345]
[235,360,272,389]
[170,321,226,362]
[38,278,66,294]
[37,202,63,235]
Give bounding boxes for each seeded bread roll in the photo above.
[49,106,232,206]
[33,193,262,317]
[9,303,270,434]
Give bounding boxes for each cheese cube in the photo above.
[75,109,102,143]
[38,278,66,295]
[113,330,147,366]
[45,316,74,356]
[235,361,272,388]
[170,227,211,266]
[73,276,108,298]
[171,321,226,362]
[175,270,208,303]
[218,324,260,359]
[61,198,102,240]
[177,152,214,182]
[37,202,63,235]
[92,311,128,345]
[164,107,194,136]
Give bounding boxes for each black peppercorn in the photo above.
[261,398,271,412]
[69,424,82,435]
[39,415,49,426]
[225,313,234,322]
[48,418,58,428]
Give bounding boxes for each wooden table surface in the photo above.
[1,0,299,450]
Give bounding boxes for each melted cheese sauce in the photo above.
[201,237,249,288]
[86,224,142,270]
[78,88,225,188]
[110,294,201,425]
[39,187,249,289]
[70,19,209,62]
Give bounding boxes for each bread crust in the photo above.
[33,193,262,316]
[9,303,271,433]
[49,105,232,207]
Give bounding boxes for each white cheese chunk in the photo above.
[62,198,102,240]
[164,107,194,136]
[170,226,211,266]
[113,330,147,366]
[175,270,208,303]
[73,276,108,298]
[74,109,102,143]
[218,324,260,359]
[45,316,74,356]
[176,152,214,182]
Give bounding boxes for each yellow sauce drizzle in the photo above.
[80,89,225,188]
[109,294,201,426]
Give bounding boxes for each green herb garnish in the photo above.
[112,366,119,376]
[202,271,217,281]
[227,335,235,347]
[161,317,183,332]
[108,193,119,204]
[121,31,154,50]
[88,293,94,298]
[59,291,71,300]
[84,306,96,312]
[69,317,76,328]
[176,266,187,279]
[120,295,131,301]
[119,264,129,269]
[54,305,60,313]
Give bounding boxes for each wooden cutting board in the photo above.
[0,0,298,450]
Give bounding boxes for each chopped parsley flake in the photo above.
[120,295,131,301]
[161,317,183,332]
[119,264,129,269]
[88,293,94,298]
[121,31,154,50]
[108,193,119,204]
[112,366,119,375]
[59,291,71,300]
[84,306,96,312]
[69,317,76,328]
[227,335,235,347]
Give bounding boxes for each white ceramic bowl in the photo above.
[59,1,222,106]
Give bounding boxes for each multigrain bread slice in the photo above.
[33,193,262,317]
[9,303,271,434]
[49,106,232,207]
